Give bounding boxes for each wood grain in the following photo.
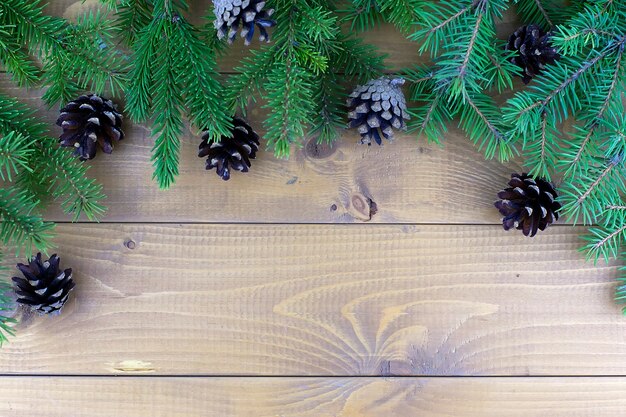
[3,78,524,224]
[3,2,525,224]
[0,223,619,375]
[3,376,626,416]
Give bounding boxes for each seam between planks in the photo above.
[47,221,578,227]
[0,374,624,378]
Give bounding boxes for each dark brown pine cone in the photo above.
[199,117,260,180]
[506,24,560,84]
[347,77,410,145]
[12,253,75,314]
[213,0,276,45]
[56,94,124,160]
[494,173,561,237]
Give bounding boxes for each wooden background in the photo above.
[1,1,625,416]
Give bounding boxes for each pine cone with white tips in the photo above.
[347,77,410,145]
[494,173,561,237]
[12,253,75,314]
[56,94,124,160]
[506,24,560,84]
[213,0,276,45]
[199,117,260,180]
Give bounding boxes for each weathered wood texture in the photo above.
[0,224,619,375]
[4,78,523,224]
[19,1,525,224]
[4,377,626,417]
[2,2,616,415]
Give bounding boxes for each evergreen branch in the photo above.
[333,35,385,82]
[32,138,107,221]
[263,59,315,158]
[116,0,153,45]
[0,187,54,256]
[514,0,562,28]
[458,91,515,160]
[226,47,276,115]
[173,16,231,140]
[342,0,422,33]
[341,0,382,32]
[410,1,472,57]
[148,13,184,189]
[125,16,159,121]
[0,0,127,105]
[0,30,39,87]
[561,46,625,176]
[582,223,626,263]
[0,94,106,221]
[0,275,15,347]
[559,155,624,225]
[0,132,33,182]
[310,71,344,144]
[411,92,453,144]
[379,0,423,34]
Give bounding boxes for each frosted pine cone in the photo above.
[347,77,410,145]
[213,0,276,45]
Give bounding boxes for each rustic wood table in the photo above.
[1,1,624,416]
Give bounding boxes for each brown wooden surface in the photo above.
[3,78,523,224]
[3,377,626,417]
[2,1,621,416]
[0,224,620,376]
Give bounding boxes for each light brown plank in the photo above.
[3,376,626,416]
[4,78,523,223]
[6,2,523,224]
[0,223,619,375]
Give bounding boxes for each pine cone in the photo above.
[506,24,560,84]
[494,173,561,237]
[213,0,276,45]
[57,94,124,160]
[199,117,260,180]
[12,253,75,314]
[347,77,410,145]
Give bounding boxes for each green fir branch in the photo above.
[342,0,423,33]
[263,59,315,157]
[311,72,345,145]
[0,94,107,221]
[115,0,153,45]
[0,187,54,256]
[126,0,230,188]
[0,271,16,347]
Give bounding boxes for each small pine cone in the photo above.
[506,24,560,84]
[56,94,124,160]
[199,117,260,180]
[213,0,276,45]
[12,253,75,314]
[494,173,561,237]
[347,77,410,145]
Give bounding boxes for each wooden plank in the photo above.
[3,78,523,223]
[48,0,520,72]
[0,224,619,375]
[5,2,523,224]
[3,376,626,416]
